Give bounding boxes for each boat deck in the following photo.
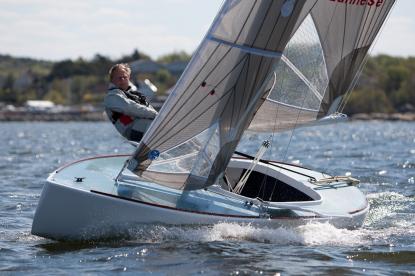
[49,154,368,219]
[32,155,370,241]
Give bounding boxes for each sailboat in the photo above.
[32,0,396,240]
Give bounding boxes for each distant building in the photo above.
[164,61,188,77]
[130,59,188,78]
[25,100,55,111]
[130,60,163,74]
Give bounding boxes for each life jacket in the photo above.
[108,86,149,126]
[105,83,158,142]
[109,111,134,125]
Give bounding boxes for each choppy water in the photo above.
[0,121,414,275]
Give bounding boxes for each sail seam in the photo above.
[247,58,271,109]
[339,3,350,111]
[274,0,301,50]
[247,2,285,112]
[208,35,282,58]
[150,54,247,150]
[322,4,338,48]
[233,0,259,44]
[363,5,382,46]
[365,5,388,46]
[251,0,276,47]
[223,0,258,126]
[151,85,237,153]
[148,43,224,142]
[233,55,250,128]
[219,86,236,127]
[356,4,371,48]
[150,42,245,147]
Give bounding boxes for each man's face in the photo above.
[112,68,130,91]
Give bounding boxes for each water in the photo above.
[0,121,414,275]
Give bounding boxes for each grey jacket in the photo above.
[104,83,158,142]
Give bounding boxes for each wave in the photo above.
[123,222,366,246]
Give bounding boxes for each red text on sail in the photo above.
[329,0,384,7]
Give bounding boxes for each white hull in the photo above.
[32,155,369,240]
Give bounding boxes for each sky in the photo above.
[0,0,413,61]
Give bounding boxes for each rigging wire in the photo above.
[257,14,326,201]
[255,72,280,199]
[233,71,277,196]
[269,72,313,201]
[233,140,270,194]
[265,70,286,201]
[266,13,337,199]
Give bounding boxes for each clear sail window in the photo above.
[269,14,329,111]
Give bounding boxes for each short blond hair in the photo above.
[108,63,131,81]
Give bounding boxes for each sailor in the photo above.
[104,63,158,142]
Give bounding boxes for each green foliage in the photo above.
[48,59,90,80]
[394,74,415,107]
[44,89,66,105]
[152,69,178,95]
[90,54,113,76]
[117,49,151,63]
[0,74,17,103]
[18,89,38,102]
[345,88,395,114]
[155,69,171,83]
[82,90,104,104]
[383,65,409,94]
[0,54,52,78]
[345,55,415,114]
[2,74,15,90]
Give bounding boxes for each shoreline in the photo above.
[0,110,106,122]
[350,112,415,121]
[0,111,414,122]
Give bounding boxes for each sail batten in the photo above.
[208,35,283,58]
[266,98,319,113]
[281,55,323,102]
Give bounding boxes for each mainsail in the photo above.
[127,0,396,190]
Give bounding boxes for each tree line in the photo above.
[0,50,190,106]
[345,55,415,114]
[0,51,413,114]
